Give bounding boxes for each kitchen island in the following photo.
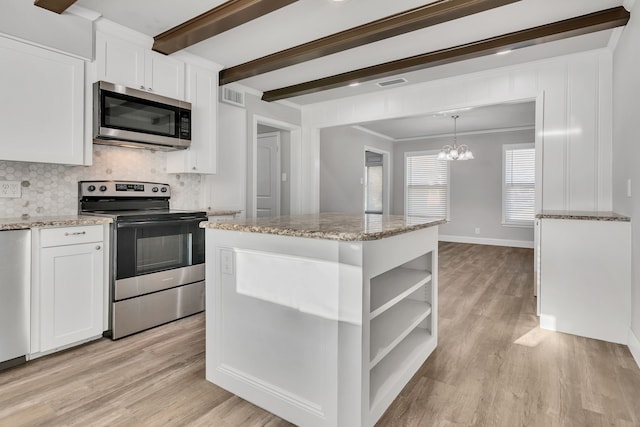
[201,213,444,427]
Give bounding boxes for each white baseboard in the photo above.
[438,234,534,249]
[629,329,640,369]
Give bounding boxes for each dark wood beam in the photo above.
[34,0,77,14]
[153,0,297,55]
[262,6,629,102]
[220,0,521,85]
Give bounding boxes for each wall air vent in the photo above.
[220,86,245,107]
[376,78,408,87]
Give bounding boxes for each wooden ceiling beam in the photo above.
[262,6,629,102]
[33,0,77,14]
[220,0,521,85]
[153,0,298,55]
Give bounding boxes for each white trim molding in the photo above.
[629,329,640,369]
[439,234,534,249]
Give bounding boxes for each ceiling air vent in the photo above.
[220,86,245,107]
[376,78,408,88]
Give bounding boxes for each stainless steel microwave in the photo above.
[93,81,192,151]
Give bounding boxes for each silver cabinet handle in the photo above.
[96,245,101,250]
[139,85,145,90]
[64,231,86,236]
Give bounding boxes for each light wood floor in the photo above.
[1,242,639,426]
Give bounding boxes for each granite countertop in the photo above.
[536,210,630,222]
[0,215,113,231]
[207,209,242,217]
[200,213,446,241]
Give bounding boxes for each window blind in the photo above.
[405,151,449,218]
[503,144,535,226]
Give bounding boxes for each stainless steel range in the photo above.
[79,180,206,339]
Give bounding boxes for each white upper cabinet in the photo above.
[0,35,85,165]
[95,32,185,100]
[144,52,186,101]
[167,63,220,174]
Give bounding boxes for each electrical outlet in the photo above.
[0,181,21,198]
[221,249,234,275]
[475,227,480,234]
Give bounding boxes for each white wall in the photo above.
[301,49,614,217]
[245,94,301,217]
[612,0,640,350]
[207,102,247,213]
[0,0,94,59]
[208,93,302,217]
[320,126,393,214]
[393,129,535,246]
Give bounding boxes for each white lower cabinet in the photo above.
[31,225,107,357]
[538,218,631,344]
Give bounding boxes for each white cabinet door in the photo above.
[167,63,218,174]
[96,32,185,100]
[145,51,185,100]
[39,242,104,352]
[95,32,145,90]
[0,36,85,165]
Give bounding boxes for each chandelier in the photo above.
[437,115,474,161]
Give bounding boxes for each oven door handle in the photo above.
[116,218,206,228]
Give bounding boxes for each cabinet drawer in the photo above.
[40,225,104,247]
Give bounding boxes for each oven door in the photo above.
[114,216,205,301]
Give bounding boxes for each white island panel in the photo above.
[204,217,440,427]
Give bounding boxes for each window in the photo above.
[503,143,535,226]
[365,150,383,214]
[405,150,449,219]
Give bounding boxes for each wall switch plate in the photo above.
[281,172,287,182]
[628,179,632,198]
[475,227,481,234]
[0,181,21,198]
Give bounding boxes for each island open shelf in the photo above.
[202,214,441,427]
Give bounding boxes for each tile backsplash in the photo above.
[0,145,205,218]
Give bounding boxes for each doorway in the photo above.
[253,118,299,218]
[364,147,390,214]
[256,132,280,218]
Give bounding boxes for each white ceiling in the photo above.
[72,0,625,106]
[72,0,621,136]
[354,101,535,141]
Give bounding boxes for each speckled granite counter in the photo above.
[535,210,630,222]
[0,215,112,231]
[200,212,445,241]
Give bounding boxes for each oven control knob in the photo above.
[99,185,107,192]
[152,187,159,193]
[160,187,168,193]
[87,185,96,192]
